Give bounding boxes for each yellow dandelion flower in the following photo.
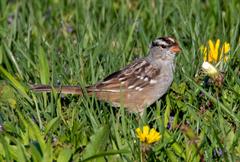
[200,39,230,63]
[208,39,220,62]
[221,42,230,61]
[147,128,161,144]
[222,42,230,53]
[136,125,161,144]
[200,45,207,61]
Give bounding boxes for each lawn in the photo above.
[0,0,240,161]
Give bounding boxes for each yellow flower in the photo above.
[136,125,161,144]
[200,45,207,61]
[200,39,230,62]
[222,42,230,53]
[221,42,230,61]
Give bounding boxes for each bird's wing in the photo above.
[87,59,160,92]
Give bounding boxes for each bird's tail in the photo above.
[31,85,83,95]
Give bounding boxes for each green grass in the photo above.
[0,0,240,161]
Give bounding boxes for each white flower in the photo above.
[202,61,219,78]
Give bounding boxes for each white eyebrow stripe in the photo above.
[167,37,175,43]
[155,39,168,46]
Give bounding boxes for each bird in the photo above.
[32,36,181,113]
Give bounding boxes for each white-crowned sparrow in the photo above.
[32,37,181,113]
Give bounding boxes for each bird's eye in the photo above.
[151,41,159,47]
[160,44,167,48]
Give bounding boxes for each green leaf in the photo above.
[185,141,200,162]
[42,142,53,162]
[0,81,17,108]
[0,135,11,162]
[0,45,3,64]
[3,43,23,79]
[57,148,72,162]
[81,149,129,162]
[166,149,178,162]
[16,110,46,151]
[30,141,43,162]
[14,141,28,162]
[164,131,186,159]
[45,117,60,135]
[0,66,32,102]
[83,125,110,161]
[225,130,235,151]
[164,95,171,128]
[172,111,179,129]
[171,82,187,94]
[38,47,50,84]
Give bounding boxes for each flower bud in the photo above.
[202,61,219,78]
[202,61,224,87]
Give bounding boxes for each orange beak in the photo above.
[170,45,181,53]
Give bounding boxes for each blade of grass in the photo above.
[57,148,72,162]
[38,46,50,84]
[3,43,23,79]
[0,65,32,103]
[164,95,171,128]
[81,149,130,162]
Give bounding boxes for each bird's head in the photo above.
[149,37,181,61]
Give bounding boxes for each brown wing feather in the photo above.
[87,59,160,92]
